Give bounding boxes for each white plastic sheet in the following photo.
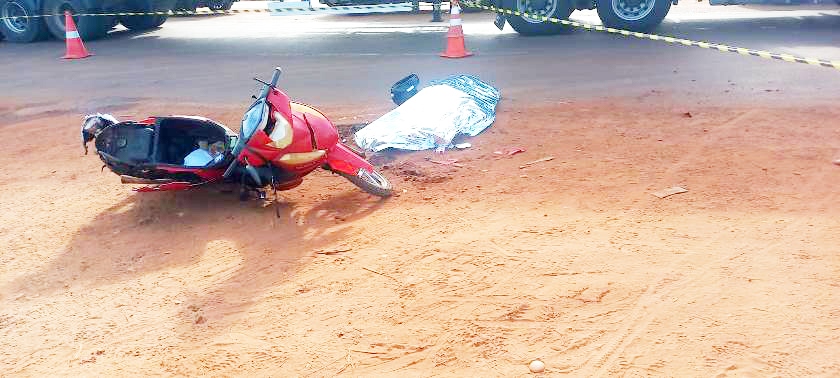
[354,75,501,152]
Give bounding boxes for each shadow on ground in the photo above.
[1,186,385,325]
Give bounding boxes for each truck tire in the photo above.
[505,0,573,35]
[120,0,173,31]
[206,0,232,11]
[0,0,49,42]
[42,0,111,40]
[595,0,669,31]
[121,14,166,30]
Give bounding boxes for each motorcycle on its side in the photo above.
[82,67,393,200]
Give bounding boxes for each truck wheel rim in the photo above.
[516,0,558,24]
[2,2,29,34]
[611,0,654,21]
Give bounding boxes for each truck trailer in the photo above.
[1,0,836,42]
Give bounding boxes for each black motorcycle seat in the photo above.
[95,123,155,164]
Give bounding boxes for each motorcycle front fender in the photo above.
[326,144,374,175]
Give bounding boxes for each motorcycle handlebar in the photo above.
[271,67,282,86]
[257,67,283,99]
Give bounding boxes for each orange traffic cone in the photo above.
[63,11,92,59]
[440,0,472,58]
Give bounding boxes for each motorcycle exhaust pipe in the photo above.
[120,175,174,185]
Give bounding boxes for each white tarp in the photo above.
[354,75,501,152]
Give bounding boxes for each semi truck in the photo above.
[0,0,236,42]
[0,0,835,42]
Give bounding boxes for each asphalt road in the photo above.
[2,2,840,111]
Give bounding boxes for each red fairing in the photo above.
[243,112,321,169]
[268,88,293,125]
[286,112,325,153]
[243,130,277,166]
[292,103,339,150]
[327,143,373,175]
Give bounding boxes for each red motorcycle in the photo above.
[82,67,393,200]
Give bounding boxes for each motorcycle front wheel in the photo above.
[339,169,393,197]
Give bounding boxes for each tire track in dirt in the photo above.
[584,202,838,376]
[656,109,761,182]
[577,111,762,374]
[583,221,738,375]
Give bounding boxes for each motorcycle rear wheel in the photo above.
[339,169,393,198]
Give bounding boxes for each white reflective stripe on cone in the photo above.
[66,30,80,39]
[451,6,460,14]
[449,18,462,25]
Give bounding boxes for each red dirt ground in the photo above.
[1,98,838,376]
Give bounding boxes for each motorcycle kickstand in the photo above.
[271,177,284,218]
